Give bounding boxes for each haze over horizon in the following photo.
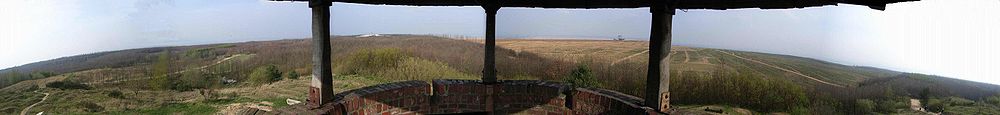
[2,0,998,85]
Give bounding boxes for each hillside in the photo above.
[2,35,999,114]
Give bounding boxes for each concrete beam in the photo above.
[645,0,674,113]
[308,0,334,108]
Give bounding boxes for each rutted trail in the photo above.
[20,91,49,115]
[683,51,691,63]
[715,50,845,88]
[85,54,251,85]
[612,50,649,65]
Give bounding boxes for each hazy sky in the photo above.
[1,0,998,84]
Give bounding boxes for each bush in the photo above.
[150,52,172,90]
[986,95,1000,106]
[249,65,282,85]
[875,99,905,113]
[855,99,876,114]
[108,90,125,99]
[174,70,219,91]
[78,102,104,112]
[926,98,947,113]
[670,71,808,113]
[564,65,599,88]
[945,96,975,106]
[342,48,409,75]
[46,81,91,90]
[287,71,300,79]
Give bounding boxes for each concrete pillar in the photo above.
[645,0,674,113]
[307,0,334,108]
[482,3,500,84]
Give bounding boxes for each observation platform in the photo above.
[274,79,663,115]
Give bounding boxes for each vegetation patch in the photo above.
[46,81,91,90]
[249,65,283,85]
[564,64,600,88]
[670,71,808,113]
[108,103,217,115]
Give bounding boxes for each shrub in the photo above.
[342,48,409,75]
[926,98,947,113]
[669,71,808,113]
[150,51,172,90]
[78,102,104,112]
[249,65,282,85]
[108,90,125,99]
[287,71,300,79]
[564,64,599,88]
[875,99,905,113]
[855,99,876,114]
[945,96,975,106]
[986,95,1000,106]
[46,81,91,90]
[174,70,219,91]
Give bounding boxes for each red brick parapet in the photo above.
[295,79,666,115]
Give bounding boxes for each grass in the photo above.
[107,103,217,115]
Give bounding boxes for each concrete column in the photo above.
[482,4,500,84]
[645,0,674,113]
[307,0,333,108]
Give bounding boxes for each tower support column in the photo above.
[482,3,500,84]
[307,0,333,108]
[646,0,675,113]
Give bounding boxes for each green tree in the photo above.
[249,65,282,85]
[150,51,172,90]
[564,64,599,88]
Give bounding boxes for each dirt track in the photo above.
[612,50,648,65]
[85,54,250,85]
[715,50,845,88]
[20,91,49,115]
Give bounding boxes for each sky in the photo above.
[1,0,998,84]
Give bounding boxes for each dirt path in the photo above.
[910,99,924,112]
[683,51,691,63]
[910,99,938,115]
[85,54,250,85]
[611,50,649,65]
[21,91,49,115]
[715,50,845,88]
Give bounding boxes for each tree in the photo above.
[249,65,282,85]
[150,51,171,90]
[564,64,599,88]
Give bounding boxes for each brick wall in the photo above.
[572,88,656,114]
[308,79,661,115]
[431,80,491,113]
[493,80,572,114]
